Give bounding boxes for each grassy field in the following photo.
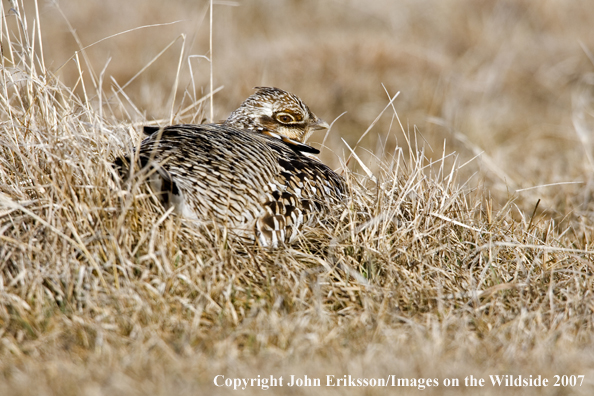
[1,0,594,394]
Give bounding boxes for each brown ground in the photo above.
[1,0,594,394]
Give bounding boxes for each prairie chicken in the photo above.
[117,87,347,247]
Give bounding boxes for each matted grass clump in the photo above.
[1,1,593,395]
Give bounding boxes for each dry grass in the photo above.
[1,0,594,395]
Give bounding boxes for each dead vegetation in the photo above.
[1,0,594,395]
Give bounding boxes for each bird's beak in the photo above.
[310,117,331,131]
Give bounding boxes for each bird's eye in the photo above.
[276,113,296,123]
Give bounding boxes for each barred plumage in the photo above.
[117,87,347,247]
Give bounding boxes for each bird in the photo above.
[116,87,347,247]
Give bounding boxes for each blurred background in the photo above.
[10,0,594,218]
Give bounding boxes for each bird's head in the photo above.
[225,87,330,143]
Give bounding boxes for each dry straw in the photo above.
[0,1,593,394]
